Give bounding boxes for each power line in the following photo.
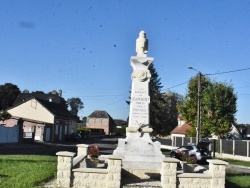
[206,67,250,76]
[165,67,250,91]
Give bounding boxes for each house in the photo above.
[86,110,116,136]
[170,115,192,140]
[1,90,77,143]
[170,115,242,140]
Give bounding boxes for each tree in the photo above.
[202,81,237,138]
[178,74,237,138]
[161,91,183,134]
[0,83,21,111]
[148,64,166,135]
[67,97,84,121]
[177,74,211,137]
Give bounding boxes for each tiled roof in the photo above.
[36,98,72,118]
[170,122,192,135]
[13,92,62,105]
[88,110,110,118]
[12,93,72,119]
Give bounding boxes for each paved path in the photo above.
[227,164,250,174]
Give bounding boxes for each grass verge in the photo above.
[226,171,250,188]
[0,155,57,188]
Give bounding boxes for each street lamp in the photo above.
[188,66,202,144]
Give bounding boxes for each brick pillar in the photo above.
[77,144,88,156]
[161,158,179,188]
[106,155,123,188]
[207,159,228,188]
[56,151,75,188]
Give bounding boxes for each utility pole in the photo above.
[197,71,202,144]
[188,67,202,144]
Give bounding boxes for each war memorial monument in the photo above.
[55,31,228,188]
[113,30,164,177]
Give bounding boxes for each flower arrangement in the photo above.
[87,145,100,159]
[176,149,197,164]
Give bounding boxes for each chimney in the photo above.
[58,90,62,97]
[23,89,29,93]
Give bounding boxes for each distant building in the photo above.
[170,115,191,140]
[114,119,127,128]
[86,110,116,135]
[0,90,77,143]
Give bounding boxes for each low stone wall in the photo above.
[161,158,228,188]
[56,144,228,188]
[72,155,122,188]
[56,144,122,188]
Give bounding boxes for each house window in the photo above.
[23,132,32,138]
[55,121,59,135]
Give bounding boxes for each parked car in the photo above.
[67,133,81,142]
[170,138,212,164]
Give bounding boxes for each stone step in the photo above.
[121,178,161,188]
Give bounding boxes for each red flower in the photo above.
[88,145,100,158]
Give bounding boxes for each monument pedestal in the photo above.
[114,132,164,179]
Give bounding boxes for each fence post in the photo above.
[247,141,249,157]
[233,140,235,156]
[220,139,222,155]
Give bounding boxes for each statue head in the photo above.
[136,30,148,57]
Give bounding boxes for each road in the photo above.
[1,136,250,175]
[0,136,120,156]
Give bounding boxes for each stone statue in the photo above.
[136,31,148,56]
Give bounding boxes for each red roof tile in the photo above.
[170,122,192,135]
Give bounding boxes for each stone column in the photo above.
[56,151,75,188]
[161,158,179,188]
[106,156,123,188]
[207,159,228,188]
[77,144,88,156]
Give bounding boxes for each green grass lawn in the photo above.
[0,155,57,188]
[222,158,250,188]
[226,171,250,188]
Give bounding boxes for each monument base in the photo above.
[113,132,164,175]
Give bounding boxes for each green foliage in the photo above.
[0,155,57,188]
[77,127,91,131]
[178,74,237,138]
[0,83,20,110]
[113,127,126,136]
[148,64,166,135]
[161,91,183,135]
[67,97,84,121]
[0,111,11,121]
[202,81,237,138]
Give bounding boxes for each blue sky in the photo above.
[1,1,250,123]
